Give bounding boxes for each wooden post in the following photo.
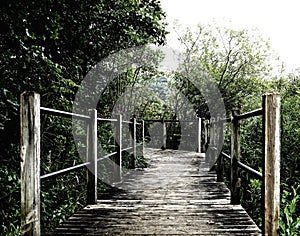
[133,118,137,167]
[197,117,202,152]
[262,93,280,236]
[130,118,137,169]
[142,120,145,156]
[115,114,122,181]
[204,120,208,151]
[136,121,142,157]
[208,118,217,164]
[86,109,97,204]
[231,109,241,204]
[161,119,167,150]
[20,92,41,236]
[217,118,224,182]
[210,118,215,148]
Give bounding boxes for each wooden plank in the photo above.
[262,93,280,236]
[231,109,241,204]
[50,149,261,235]
[20,92,41,236]
[86,109,97,204]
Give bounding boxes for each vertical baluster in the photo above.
[86,109,97,204]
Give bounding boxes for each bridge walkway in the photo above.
[49,149,261,235]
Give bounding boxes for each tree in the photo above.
[0,0,167,234]
[173,23,274,115]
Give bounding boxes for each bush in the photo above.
[280,184,300,236]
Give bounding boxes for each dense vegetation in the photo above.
[0,0,167,234]
[1,1,300,235]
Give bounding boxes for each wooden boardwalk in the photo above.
[49,149,261,235]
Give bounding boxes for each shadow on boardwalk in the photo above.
[49,149,261,235]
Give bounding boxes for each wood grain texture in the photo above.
[20,92,41,236]
[231,109,241,205]
[262,93,280,236]
[49,149,261,235]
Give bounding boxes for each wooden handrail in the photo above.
[40,106,90,120]
[40,162,91,180]
[214,108,263,124]
[21,92,143,236]
[235,108,262,120]
[220,152,262,179]
[213,92,280,235]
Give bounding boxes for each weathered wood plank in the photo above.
[49,149,261,235]
[262,93,280,236]
[20,92,41,236]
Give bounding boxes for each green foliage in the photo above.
[0,0,167,234]
[41,171,86,232]
[222,75,300,230]
[0,166,21,235]
[280,185,300,236]
[223,120,263,227]
[175,23,273,115]
[280,79,300,186]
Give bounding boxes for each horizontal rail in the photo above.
[144,119,197,123]
[40,162,91,180]
[221,152,262,180]
[121,146,133,152]
[41,150,121,180]
[97,118,117,122]
[221,151,231,160]
[237,160,263,180]
[213,108,263,124]
[97,152,118,161]
[122,120,133,124]
[236,108,263,120]
[219,117,232,123]
[40,107,90,120]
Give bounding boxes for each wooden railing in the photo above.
[20,91,280,236]
[210,93,280,236]
[20,92,144,235]
[144,118,204,152]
